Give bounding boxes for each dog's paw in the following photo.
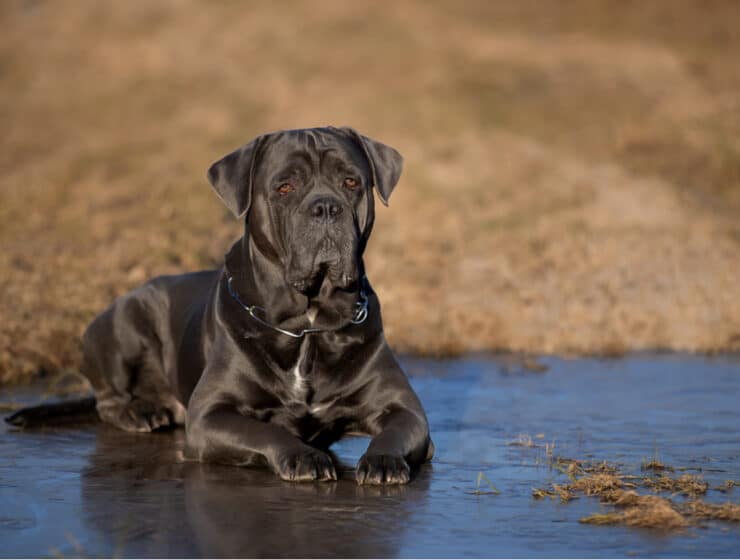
[274,448,337,482]
[98,398,181,433]
[356,453,410,485]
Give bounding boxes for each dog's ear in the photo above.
[343,128,403,206]
[207,135,267,218]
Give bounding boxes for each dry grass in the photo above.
[532,455,738,531]
[642,459,674,472]
[572,473,626,497]
[581,492,689,530]
[2,1,740,382]
[641,447,674,472]
[643,474,709,497]
[682,500,740,522]
[580,491,740,529]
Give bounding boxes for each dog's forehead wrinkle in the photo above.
[305,129,318,151]
[264,132,368,189]
[301,127,340,148]
[289,150,314,166]
[268,154,313,181]
[275,129,334,151]
[319,151,362,177]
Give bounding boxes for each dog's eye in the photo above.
[277,183,295,195]
[343,177,358,190]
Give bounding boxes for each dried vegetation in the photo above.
[2,1,740,382]
[532,455,740,530]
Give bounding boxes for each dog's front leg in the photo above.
[185,358,337,481]
[356,406,433,485]
[187,396,336,482]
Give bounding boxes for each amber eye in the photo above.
[277,183,294,195]
[343,177,358,190]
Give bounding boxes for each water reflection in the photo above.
[8,354,739,557]
[80,425,431,557]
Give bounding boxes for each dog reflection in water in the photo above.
[79,425,432,557]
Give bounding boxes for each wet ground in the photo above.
[1,354,739,558]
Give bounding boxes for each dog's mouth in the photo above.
[289,262,359,298]
[286,238,359,299]
[285,257,361,328]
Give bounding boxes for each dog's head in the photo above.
[207,127,402,301]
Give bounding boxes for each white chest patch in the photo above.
[309,399,336,415]
[306,307,318,326]
[288,344,337,414]
[291,357,306,395]
[289,338,310,401]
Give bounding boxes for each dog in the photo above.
[18,127,433,485]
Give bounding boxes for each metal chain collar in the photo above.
[226,275,369,339]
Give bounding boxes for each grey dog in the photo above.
[9,127,433,485]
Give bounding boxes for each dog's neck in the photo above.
[224,233,365,333]
[225,234,303,324]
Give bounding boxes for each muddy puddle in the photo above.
[1,354,739,557]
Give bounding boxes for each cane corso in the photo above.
[77,127,433,484]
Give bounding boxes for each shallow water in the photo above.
[1,354,739,558]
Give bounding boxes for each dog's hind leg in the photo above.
[86,350,185,433]
[82,290,185,432]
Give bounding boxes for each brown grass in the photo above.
[682,500,740,522]
[581,492,740,529]
[641,448,674,472]
[532,456,738,531]
[643,474,709,497]
[2,1,740,382]
[581,492,689,530]
[572,473,626,497]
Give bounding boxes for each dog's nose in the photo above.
[308,196,343,223]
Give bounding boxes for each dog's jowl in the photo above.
[80,127,433,484]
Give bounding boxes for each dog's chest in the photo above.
[265,337,358,444]
[288,344,311,403]
[284,337,333,414]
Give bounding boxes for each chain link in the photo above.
[227,275,368,338]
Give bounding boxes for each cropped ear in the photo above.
[207,135,267,218]
[343,128,403,206]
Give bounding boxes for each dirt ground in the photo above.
[2,1,740,383]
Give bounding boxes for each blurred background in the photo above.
[1,0,739,383]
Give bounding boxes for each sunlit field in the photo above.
[2,0,739,382]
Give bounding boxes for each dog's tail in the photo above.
[4,396,98,428]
